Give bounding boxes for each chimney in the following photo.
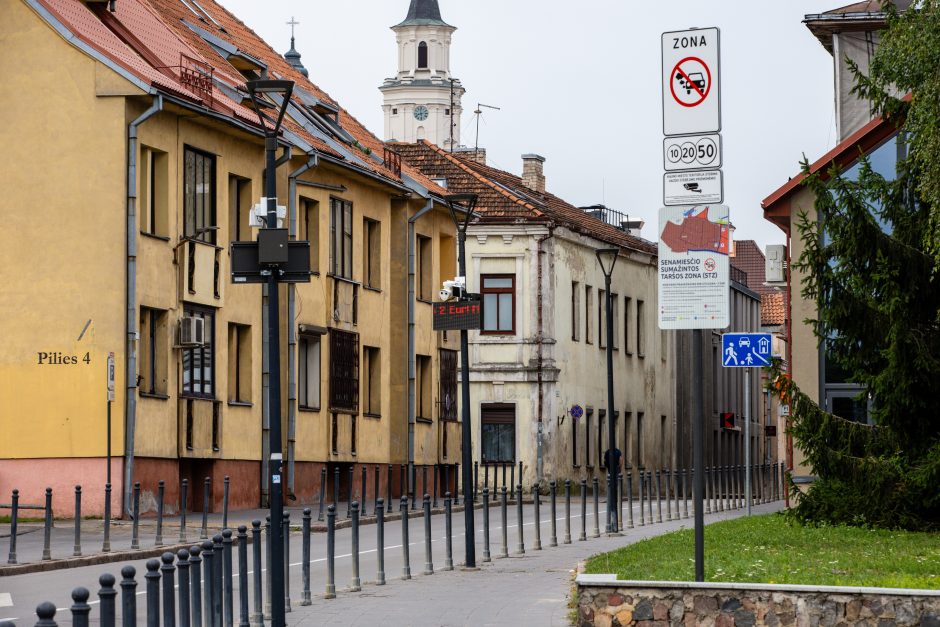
[522,154,546,193]
[455,147,487,164]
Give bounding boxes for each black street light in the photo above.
[595,247,619,535]
[445,192,478,568]
[246,78,294,627]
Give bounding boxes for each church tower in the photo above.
[380,0,465,149]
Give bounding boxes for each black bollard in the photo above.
[177,550,191,627]
[180,479,189,544]
[250,522,262,625]
[374,465,380,518]
[443,465,450,505]
[34,601,57,627]
[474,462,479,502]
[318,468,327,522]
[443,493,454,570]
[655,470,663,524]
[334,467,340,511]
[301,511,311,606]
[482,488,491,562]
[502,462,507,492]
[145,559,161,627]
[347,467,354,519]
[549,481,558,547]
[592,477,600,538]
[705,467,712,514]
[387,464,393,515]
[399,496,411,580]
[42,487,53,561]
[399,465,406,510]
[201,540,214,627]
[484,463,490,496]
[422,494,433,575]
[120,565,138,627]
[515,484,525,554]
[350,502,362,592]
[132,482,141,550]
[637,469,645,526]
[325,505,336,599]
[409,463,416,511]
[99,573,117,627]
[73,486,82,557]
[627,472,634,529]
[579,479,587,541]
[454,463,459,506]
[237,527,250,627]
[7,489,18,564]
[646,471,654,524]
[664,469,672,522]
[564,480,572,544]
[376,499,386,585]
[282,515,291,613]
[361,467,368,517]
[499,486,509,558]
[189,545,202,627]
[533,483,542,550]
[222,477,230,531]
[70,587,91,627]
[223,530,234,625]
[201,478,211,540]
[155,481,165,548]
[212,535,224,626]
[510,464,515,498]
[433,464,439,509]
[161,552,177,627]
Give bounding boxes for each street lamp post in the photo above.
[246,79,294,627]
[446,193,478,568]
[595,248,619,534]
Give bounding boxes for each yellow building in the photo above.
[0,0,459,516]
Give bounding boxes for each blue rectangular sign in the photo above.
[721,333,772,368]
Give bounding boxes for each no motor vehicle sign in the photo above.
[662,27,720,136]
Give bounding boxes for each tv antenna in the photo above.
[474,103,501,154]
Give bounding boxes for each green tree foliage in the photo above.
[783,0,940,530]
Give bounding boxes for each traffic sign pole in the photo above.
[693,331,704,582]
[745,369,751,516]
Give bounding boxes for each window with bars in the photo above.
[439,349,458,421]
[481,274,515,334]
[481,403,515,463]
[329,329,359,412]
[183,147,216,243]
[330,197,353,279]
[181,307,215,398]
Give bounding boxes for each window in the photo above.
[138,307,167,396]
[329,329,358,412]
[417,41,428,69]
[481,403,515,463]
[481,275,515,334]
[330,197,353,279]
[637,299,646,357]
[572,413,579,467]
[571,281,580,341]
[416,355,432,421]
[301,199,319,273]
[140,147,168,237]
[439,349,458,421]
[611,294,619,349]
[636,412,644,468]
[392,108,398,115]
[228,176,250,243]
[363,219,381,289]
[599,289,606,348]
[585,286,593,344]
[227,323,251,403]
[417,235,433,301]
[363,346,381,417]
[183,147,217,243]
[585,408,594,467]
[624,296,633,355]
[181,307,215,398]
[298,333,321,410]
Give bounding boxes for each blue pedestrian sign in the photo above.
[721,333,772,368]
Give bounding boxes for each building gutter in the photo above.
[124,95,164,516]
[535,227,554,482]
[408,199,436,478]
[285,153,320,496]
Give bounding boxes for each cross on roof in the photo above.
[286,16,299,40]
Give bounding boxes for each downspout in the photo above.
[535,227,554,482]
[286,152,318,497]
[408,199,436,483]
[124,95,164,516]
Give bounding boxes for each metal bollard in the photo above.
[7,489,18,564]
[637,469,645,526]
[301,511,311,605]
[444,493,454,570]
[518,461,523,490]
[564,480,572,543]
[120,565,138,627]
[443,465,450,505]
[99,572,117,627]
[655,470,663,523]
[423,494,433,575]
[376,499,386,585]
[400,496,411,580]
[189,545,203,627]
[250,521,262,625]
[350,502,361,591]
[422,466,428,510]
[73,486,82,557]
[222,477,229,530]
[454,463,460,506]
[387,464,393,514]
[178,550,191,627]
[374,465,380,517]
[238,526,251,625]
[646,471,654,524]
[664,470,672,521]
[180,479,189,544]
[627,472,634,528]
[41,487,53,561]
[282,514,291,612]
[579,479,587,541]
[347,467,354,519]
[592,477,600,538]
[223,530,234,626]
[705,467,712,514]
[409,463,416,511]
[161,552,177,627]
[362,467,368,516]
[318,468,327,522]
[213,535,224,626]
[718,466,725,511]
[334,467,341,510]
[510,464,515,497]
[433,464,439,509]
[201,540,214,627]
[155,480,165,547]
[71,587,91,627]
[145,559,161,627]
[499,486,509,558]
[201,479,211,541]
[549,481,558,547]
[34,601,57,627]
[474,462,479,502]
[399,465,406,510]
[515,484,526,554]
[484,463,490,495]
[533,483,542,550]
[482,488,492,562]
[325,505,336,598]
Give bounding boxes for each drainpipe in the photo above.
[408,199,435,488]
[286,152,319,497]
[124,95,163,517]
[535,227,554,482]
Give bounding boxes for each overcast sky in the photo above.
[220,0,842,249]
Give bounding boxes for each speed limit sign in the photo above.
[663,133,722,172]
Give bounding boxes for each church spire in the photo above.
[395,0,451,27]
[283,16,308,78]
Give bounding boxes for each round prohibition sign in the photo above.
[670,56,712,108]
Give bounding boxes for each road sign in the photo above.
[107,352,115,401]
[658,205,731,330]
[721,333,773,368]
[433,297,483,331]
[664,170,723,206]
[662,27,720,136]
[570,405,584,419]
[664,134,722,172]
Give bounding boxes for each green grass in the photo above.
[0,515,44,523]
[584,513,940,589]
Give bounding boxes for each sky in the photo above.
[219,0,843,249]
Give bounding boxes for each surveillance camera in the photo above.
[439,278,465,302]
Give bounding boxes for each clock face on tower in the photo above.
[414,105,429,121]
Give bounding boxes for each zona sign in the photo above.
[662,27,720,136]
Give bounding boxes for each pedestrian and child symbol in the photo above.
[721,333,773,368]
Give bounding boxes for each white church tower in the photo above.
[380,0,464,149]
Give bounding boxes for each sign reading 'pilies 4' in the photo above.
[433,297,483,331]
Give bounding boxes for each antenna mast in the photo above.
[474,103,501,155]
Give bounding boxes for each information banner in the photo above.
[433,297,483,331]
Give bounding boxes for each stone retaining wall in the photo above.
[575,576,940,627]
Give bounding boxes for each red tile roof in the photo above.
[761,292,787,327]
[392,141,658,255]
[731,239,771,295]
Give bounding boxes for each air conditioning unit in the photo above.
[765,244,788,284]
[179,316,205,347]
